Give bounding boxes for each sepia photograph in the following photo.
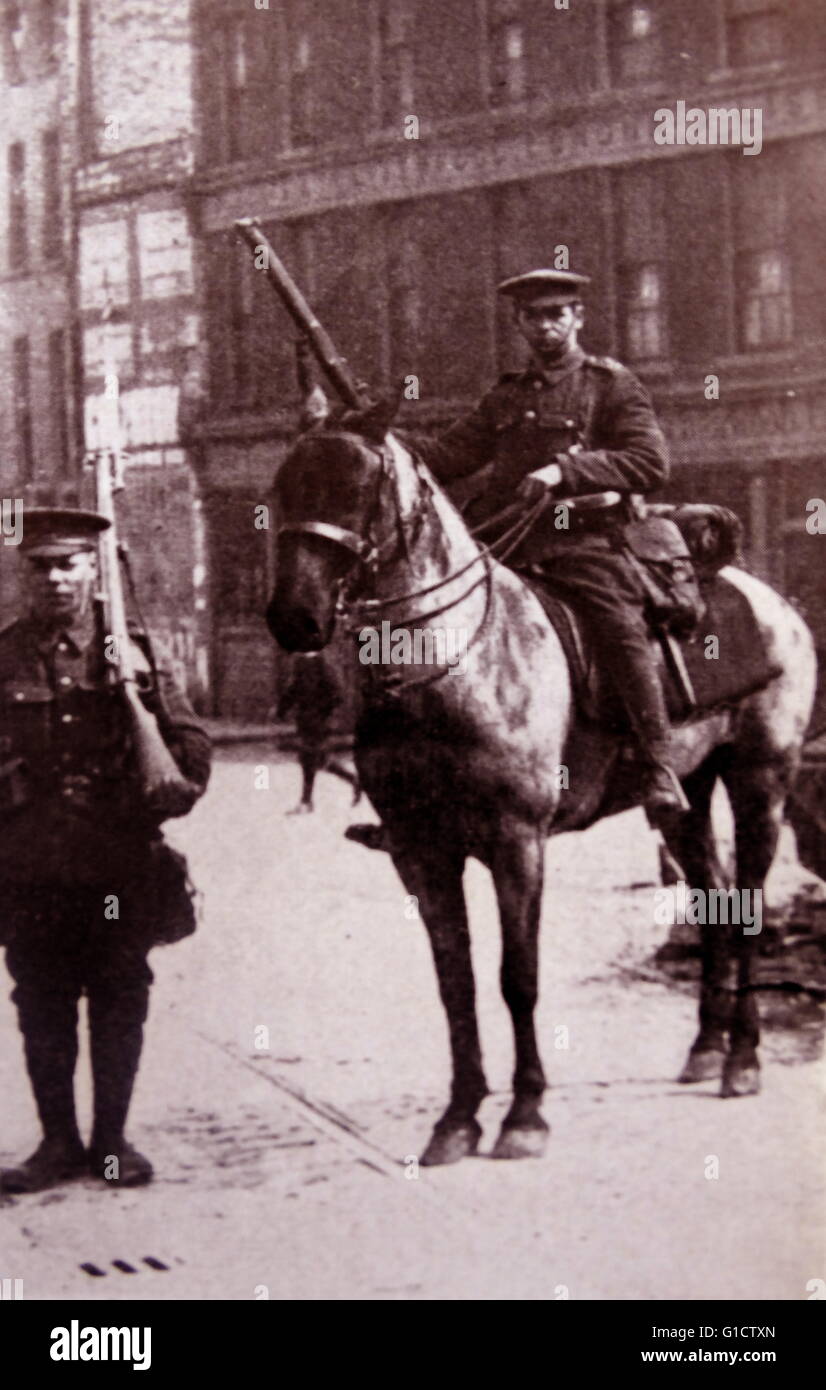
[0,0,824,1342]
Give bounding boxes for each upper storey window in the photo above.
[3,2,25,84]
[379,0,414,127]
[289,31,314,147]
[726,0,785,68]
[609,2,663,84]
[488,0,526,107]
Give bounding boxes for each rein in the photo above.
[277,437,549,692]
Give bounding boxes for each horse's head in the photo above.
[266,394,402,652]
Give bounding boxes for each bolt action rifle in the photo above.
[88,389,194,814]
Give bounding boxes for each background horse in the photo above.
[266,397,817,1166]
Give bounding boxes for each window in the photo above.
[289,30,313,146]
[137,209,193,299]
[609,2,663,83]
[213,17,247,162]
[726,0,785,68]
[3,2,25,84]
[8,142,27,271]
[12,336,34,481]
[740,249,791,348]
[388,218,424,372]
[488,0,526,107]
[624,264,667,360]
[378,0,414,126]
[618,165,668,361]
[37,0,58,66]
[48,328,69,473]
[732,150,791,350]
[42,129,61,259]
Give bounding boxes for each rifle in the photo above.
[234,218,371,409]
[88,385,193,811]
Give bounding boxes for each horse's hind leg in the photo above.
[661,753,734,1084]
[489,823,549,1160]
[389,842,488,1166]
[718,757,791,1097]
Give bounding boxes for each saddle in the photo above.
[520,500,782,730]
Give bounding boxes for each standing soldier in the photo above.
[0,509,211,1193]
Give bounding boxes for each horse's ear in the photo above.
[299,384,330,430]
[356,391,401,443]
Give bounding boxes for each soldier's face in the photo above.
[24,551,98,626]
[515,298,584,358]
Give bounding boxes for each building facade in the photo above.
[2,1,825,720]
[0,0,208,700]
[187,0,826,719]
[0,0,79,612]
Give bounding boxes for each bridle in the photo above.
[277,435,549,689]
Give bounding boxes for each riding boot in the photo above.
[607,638,690,822]
[88,1008,153,1186]
[0,1015,86,1193]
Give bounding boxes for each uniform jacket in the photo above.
[415,344,669,551]
[0,616,211,887]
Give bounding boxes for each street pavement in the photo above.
[0,747,823,1301]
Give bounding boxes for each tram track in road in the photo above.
[189,1023,578,1292]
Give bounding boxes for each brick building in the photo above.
[187,0,826,719]
[2,2,825,720]
[0,0,208,701]
[0,0,79,610]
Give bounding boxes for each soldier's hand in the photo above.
[517,462,562,504]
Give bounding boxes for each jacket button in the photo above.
[525,410,537,420]
[61,713,73,723]
[14,692,24,701]
[59,676,72,687]
[533,381,541,390]
[565,419,575,427]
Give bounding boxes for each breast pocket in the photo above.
[1,683,55,799]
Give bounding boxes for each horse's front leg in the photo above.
[490,823,549,1160]
[390,842,488,1166]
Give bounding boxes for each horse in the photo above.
[265,395,817,1166]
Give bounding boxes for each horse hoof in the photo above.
[419,1119,481,1167]
[677,1047,727,1084]
[720,1063,761,1098]
[490,1123,549,1161]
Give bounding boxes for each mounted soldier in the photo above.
[412,267,690,823]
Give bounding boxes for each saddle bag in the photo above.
[621,516,705,638]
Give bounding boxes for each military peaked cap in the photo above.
[497,269,591,304]
[19,507,111,558]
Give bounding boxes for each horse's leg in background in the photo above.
[661,752,734,1084]
[719,754,793,1096]
[489,822,549,1159]
[389,842,488,1165]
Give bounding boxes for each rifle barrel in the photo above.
[234,218,370,409]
